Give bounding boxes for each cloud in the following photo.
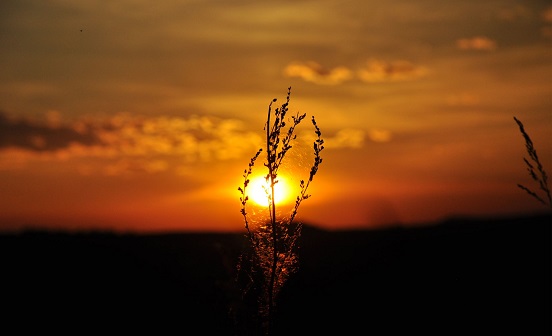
[284,61,353,85]
[298,127,366,149]
[0,111,387,176]
[0,111,100,152]
[86,114,263,163]
[0,111,263,172]
[357,59,428,83]
[456,36,497,51]
[367,129,392,143]
[324,129,365,148]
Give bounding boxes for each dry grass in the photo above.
[237,87,324,335]
[514,116,551,208]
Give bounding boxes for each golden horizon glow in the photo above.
[248,175,294,207]
[0,1,550,233]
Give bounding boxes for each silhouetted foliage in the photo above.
[237,87,324,335]
[514,116,551,208]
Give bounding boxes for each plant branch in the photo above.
[514,116,551,208]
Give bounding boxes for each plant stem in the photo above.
[238,88,324,335]
[265,98,278,334]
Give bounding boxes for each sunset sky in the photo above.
[1,0,551,233]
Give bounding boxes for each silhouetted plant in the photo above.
[237,87,324,335]
[514,116,551,208]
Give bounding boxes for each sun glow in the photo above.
[248,175,293,207]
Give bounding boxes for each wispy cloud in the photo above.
[325,128,366,148]
[296,127,364,151]
[283,61,353,85]
[357,59,428,83]
[0,111,100,152]
[285,59,428,85]
[367,129,392,143]
[456,36,497,51]
[0,111,262,170]
[0,110,372,174]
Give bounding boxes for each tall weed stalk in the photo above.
[514,116,551,208]
[237,87,324,335]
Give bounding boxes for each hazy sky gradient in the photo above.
[1,0,551,232]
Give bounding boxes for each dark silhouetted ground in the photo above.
[1,213,550,335]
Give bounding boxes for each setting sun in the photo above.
[248,175,293,207]
[0,0,551,234]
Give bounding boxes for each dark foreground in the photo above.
[1,213,550,335]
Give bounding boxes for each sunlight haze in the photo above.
[0,0,551,232]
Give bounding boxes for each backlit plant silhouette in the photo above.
[514,116,551,208]
[237,87,324,335]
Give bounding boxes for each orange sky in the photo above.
[0,0,551,233]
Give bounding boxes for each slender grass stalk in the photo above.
[513,116,551,208]
[237,87,324,335]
